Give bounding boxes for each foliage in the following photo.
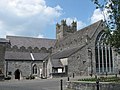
[26,75,35,80]
[92,0,120,53]
[78,76,120,82]
[4,76,11,80]
[78,78,97,82]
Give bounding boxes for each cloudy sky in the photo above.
[0,0,104,39]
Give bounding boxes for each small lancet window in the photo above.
[33,64,37,74]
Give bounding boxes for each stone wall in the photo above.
[66,81,120,90]
[118,54,120,74]
[47,58,52,78]
[67,22,105,76]
[68,45,89,76]
[0,44,6,75]
[6,60,43,79]
[56,20,77,40]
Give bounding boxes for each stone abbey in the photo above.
[0,20,119,79]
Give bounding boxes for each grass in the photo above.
[78,76,120,82]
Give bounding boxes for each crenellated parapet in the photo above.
[6,45,53,53]
[56,20,77,40]
[71,21,77,31]
[61,19,66,26]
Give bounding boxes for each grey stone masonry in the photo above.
[67,81,120,90]
[6,60,43,79]
[0,39,9,76]
[0,44,6,74]
[56,20,77,40]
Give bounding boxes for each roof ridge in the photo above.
[90,20,103,39]
[6,35,56,40]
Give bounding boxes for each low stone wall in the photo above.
[66,81,120,90]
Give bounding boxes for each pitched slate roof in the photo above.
[32,53,49,60]
[5,51,49,61]
[51,59,63,68]
[74,20,103,39]
[5,51,32,60]
[52,45,85,59]
[6,36,56,49]
[55,20,103,48]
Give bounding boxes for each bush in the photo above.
[26,76,29,80]
[78,76,120,82]
[5,76,11,80]
[78,78,97,81]
[30,75,35,79]
[26,75,35,80]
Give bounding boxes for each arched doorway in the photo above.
[14,69,20,79]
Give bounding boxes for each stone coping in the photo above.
[67,81,120,84]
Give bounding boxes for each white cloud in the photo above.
[65,17,86,30]
[7,0,46,16]
[37,34,45,38]
[90,9,104,24]
[0,0,62,38]
[90,5,113,25]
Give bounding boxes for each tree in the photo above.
[92,0,120,53]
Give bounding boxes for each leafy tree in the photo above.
[92,0,120,53]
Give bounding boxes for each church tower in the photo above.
[56,20,77,40]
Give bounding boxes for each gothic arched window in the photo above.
[95,31,113,74]
[33,64,37,74]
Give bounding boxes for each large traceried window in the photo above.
[95,31,113,74]
[33,64,37,74]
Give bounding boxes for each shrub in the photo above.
[26,75,35,80]
[30,75,35,79]
[5,76,11,80]
[78,76,120,82]
[26,76,29,80]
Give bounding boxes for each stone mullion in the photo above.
[101,45,104,73]
[110,47,114,73]
[112,48,114,73]
[108,47,111,73]
[97,45,100,73]
[105,45,108,73]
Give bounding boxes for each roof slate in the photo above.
[51,59,63,68]
[6,36,56,49]
[32,53,49,60]
[5,51,49,61]
[52,46,85,59]
[74,20,103,38]
[5,51,32,60]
